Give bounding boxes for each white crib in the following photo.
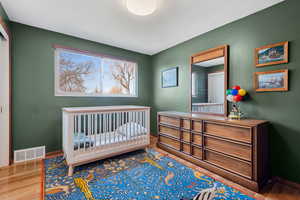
[62,106,150,176]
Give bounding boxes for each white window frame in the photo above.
[54,47,138,97]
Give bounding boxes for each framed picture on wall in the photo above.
[161,67,178,88]
[255,41,288,67]
[254,69,288,92]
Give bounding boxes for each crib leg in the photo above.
[68,165,74,176]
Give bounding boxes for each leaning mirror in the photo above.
[190,45,228,116]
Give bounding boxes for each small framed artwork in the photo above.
[254,69,288,92]
[255,41,288,67]
[161,67,178,88]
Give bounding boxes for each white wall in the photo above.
[0,27,10,167]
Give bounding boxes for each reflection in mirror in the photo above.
[191,57,225,114]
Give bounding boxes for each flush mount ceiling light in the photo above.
[126,0,157,16]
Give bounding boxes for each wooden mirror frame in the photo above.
[189,45,229,116]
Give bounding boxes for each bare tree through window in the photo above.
[55,48,137,97]
[112,62,135,94]
[59,58,94,92]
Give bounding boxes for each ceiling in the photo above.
[1,0,284,55]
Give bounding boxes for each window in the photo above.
[55,47,138,97]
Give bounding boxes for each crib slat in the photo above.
[119,112,124,142]
[106,113,108,145]
[90,114,92,149]
[119,112,121,142]
[137,112,139,144]
[144,111,146,135]
[124,112,126,142]
[112,113,114,144]
[134,111,136,140]
[104,113,106,145]
[106,114,110,144]
[130,112,133,141]
[134,111,136,142]
[113,112,116,144]
[137,111,139,144]
[103,114,105,144]
[95,114,98,148]
[74,115,77,151]
[83,114,86,152]
[138,111,141,140]
[78,115,81,152]
[88,114,91,151]
[73,115,76,151]
[109,113,111,144]
[93,114,96,148]
[131,111,133,142]
[126,112,129,143]
[117,113,119,142]
[99,114,102,146]
[139,111,142,137]
[134,111,137,142]
[92,114,94,149]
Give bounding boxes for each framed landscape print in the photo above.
[254,69,288,92]
[255,41,288,67]
[161,67,178,88]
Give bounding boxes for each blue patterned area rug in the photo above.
[44,149,255,200]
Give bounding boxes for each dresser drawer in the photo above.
[205,150,252,178]
[204,136,251,161]
[192,146,202,159]
[182,119,191,130]
[204,122,251,143]
[182,131,191,142]
[160,116,180,127]
[192,121,202,132]
[192,133,202,146]
[159,126,180,139]
[159,136,180,150]
[182,143,191,154]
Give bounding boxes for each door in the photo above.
[208,71,224,103]
[0,26,10,167]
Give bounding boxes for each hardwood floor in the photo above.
[0,137,299,200]
[0,160,42,200]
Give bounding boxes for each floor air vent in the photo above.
[14,146,45,163]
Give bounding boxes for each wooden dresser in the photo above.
[157,111,269,192]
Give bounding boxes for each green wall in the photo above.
[11,22,152,153]
[0,3,9,23]
[151,0,300,183]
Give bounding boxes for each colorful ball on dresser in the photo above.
[238,89,247,96]
[233,94,243,102]
[226,89,232,95]
[232,85,241,90]
[231,89,238,96]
